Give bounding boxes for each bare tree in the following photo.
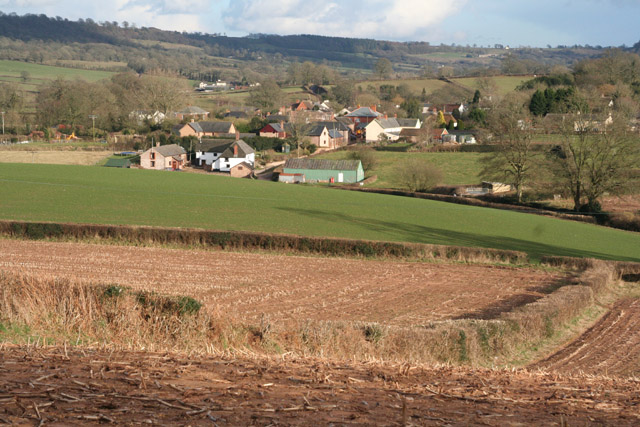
[550,110,640,212]
[480,94,536,203]
[286,112,314,157]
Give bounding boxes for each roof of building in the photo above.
[328,129,343,139]
[315,121,350,131]
[198,121,234,133]
[345,107,383,118]
[263,123,285,133]
[284,158,361,171]
[306,124,327,136]
[373,118,401,129]
[265,114,290,122]
[231,161,254,170]
[224,111,249,118]
[178,106,209,115]
[189,122,203,133]
[396,118,421,128]
[195,139,236,153]
[219,140,255,159]
[151,144,186,157]
[399,128,421,137]
[103,158,132,168]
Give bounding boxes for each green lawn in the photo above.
[317,150,485,188]
[0,163,638,262]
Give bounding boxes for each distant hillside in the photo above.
[0,12,614,79]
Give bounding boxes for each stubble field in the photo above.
[0,239,562,325]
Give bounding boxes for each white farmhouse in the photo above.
[195,139,255,174]
[364,117,421,143]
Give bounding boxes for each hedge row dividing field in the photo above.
[0,163,638,261]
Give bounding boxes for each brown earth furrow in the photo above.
[0,345,639,426]
[0,239,561,325]
[531,299,640,377]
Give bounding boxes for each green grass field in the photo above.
[0,163,638,262]
[357,78,448,94]
[317,151,485,188]
[453,76,530,95]
[0,60,115,84]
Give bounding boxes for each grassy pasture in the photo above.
[453,75,530,94]
[317,150,485,188]
[0,163,638,262]
[357,78,448,94]
[0,60,115,84]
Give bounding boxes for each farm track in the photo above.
[0,239,561,325]
[531,299,640,377]
[0,345,638,426]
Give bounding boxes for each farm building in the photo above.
[195,138,255,173]
[140,144,188,171]
[281,159,364,184]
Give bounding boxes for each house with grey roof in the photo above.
[173,121,237,138]
[140,144,188,171]
[174,106,210,121]
[364,117,421,142]
[195,138,255,174]
[280,158,364,184]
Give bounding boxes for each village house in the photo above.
[172,121,236,138]
[364,117,421,142]
[280,158,364,184]
[140,144,188,171]
[194,138,255,176]
[259,122,287,138]
[129,110,166,125]
[174,106,210,121]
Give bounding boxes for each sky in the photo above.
[0,0,638,48]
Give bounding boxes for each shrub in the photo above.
[398,159,443,192]
[347,148,377,171]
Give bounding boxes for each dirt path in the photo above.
[531,299,640,377]
[0,345,638,426]
[0,239,562,325]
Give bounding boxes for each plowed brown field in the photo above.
[1,345,639,426]
[532,299,640,377]
[0,239,562,325]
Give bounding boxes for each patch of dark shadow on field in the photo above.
[279,208,640,263]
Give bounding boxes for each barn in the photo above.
[281,159,364,184]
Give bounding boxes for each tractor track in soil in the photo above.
[531,299,640,377]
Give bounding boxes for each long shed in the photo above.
[282,158,364,184]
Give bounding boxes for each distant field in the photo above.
[0,150,111,166]
[0,60,115,84]
[0,163,639,261]
[317,150,485,187]
[357,78,448,94]
[356,75,528,97]
[453,75,531,95]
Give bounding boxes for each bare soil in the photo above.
[0,239,562,325]
[531,299,640,377]
[0,150,111,165]
[0,345,638,426]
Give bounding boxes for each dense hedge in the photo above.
[0,220,528,264]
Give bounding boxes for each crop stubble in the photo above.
[0,240,561,325]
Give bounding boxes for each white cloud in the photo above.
[122,0,211,15]
[222,0,464,40]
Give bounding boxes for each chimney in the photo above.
[394,113,397,118]
[371,105,377,112]
[235,130,240,141]
[156,141,160,147]
[384,114,388,119]
[191,118,194,123]
[233,144,238,157]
